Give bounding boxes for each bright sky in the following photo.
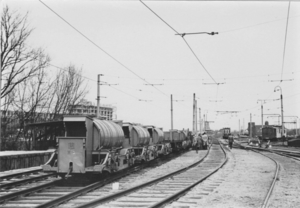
[3,0,300,132]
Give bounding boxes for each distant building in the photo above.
[248,121,288,138]
[69,99,115,120]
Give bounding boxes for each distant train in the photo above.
[41,115,192,178]
[222,128,231,139]
[261,125,287,141]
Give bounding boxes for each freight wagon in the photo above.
[43,116,130,177]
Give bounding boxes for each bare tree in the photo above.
[1,6,50,149]
[0,6,88,150]
[1,68,53,150]
[1,6,50,99]
[47,65,88,119]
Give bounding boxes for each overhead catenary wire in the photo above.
[280,1,291,82]
[47,62,148,102]
[103,71,297,81]
[182,37,218,84]
[39,0,168,97]
[39,0,217,116]
[140,0,218,84]
[220,14,300,34]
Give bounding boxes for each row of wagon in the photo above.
[42,115,193,177]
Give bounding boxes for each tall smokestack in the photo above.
[193,93,196,132]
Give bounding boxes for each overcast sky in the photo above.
[3,0,300,132]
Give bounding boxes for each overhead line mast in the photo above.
[39,0,168,97]
[257,99,280,129]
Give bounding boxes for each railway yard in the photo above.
[1,1,300,207]
[0,137,299,208]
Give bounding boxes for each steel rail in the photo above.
[0,167,42,180]
[35,153,180,208]
[35,165,144,208]
[271,149,300,156]
[150,139,228,208]
[1,173,57,189]
[75,145,212,208]
[250,149,280,208]
[0,179,61,203]
[235,141,300,161]
[270,148,300,154]
[270,151,300,161]
[232,141,280,208]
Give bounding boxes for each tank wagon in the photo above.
[43,116,172,177]
[163,129,191,152]
[40,115,192,178]
[122,122,157,163]
[144,126,171,156]
[43,116,130,177]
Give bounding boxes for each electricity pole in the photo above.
[274,86,284,138]
[199,108,201,133]
[171,94,173,131]
[170,94,173,141]
[97,74,103,118]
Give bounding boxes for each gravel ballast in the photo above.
[167,147,277,208]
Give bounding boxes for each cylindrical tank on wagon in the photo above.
[93,119,125,150]
[179,131,187,141]
[131,125,150,146]
[153,128,164,144]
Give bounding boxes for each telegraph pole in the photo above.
[97,74,103,118]
[171,94,173,141]
[199,108,201,133]
[274,86,284,138]
[171,94,173,131]
[193,93,196,132]
[204,114,206,131]
[195,100,197,132]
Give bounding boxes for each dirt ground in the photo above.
[167,142,300,208]
[191,148,275,208]
[267,153,300,208]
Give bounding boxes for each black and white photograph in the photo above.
[1,0,299,207]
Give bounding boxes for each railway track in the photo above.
[268,149,300,160]
[0,150,194,207]
[56,140,224,208]
[0,172,56,189]
[0,167,59,204]
[49,149,210,208]
[250,149,280,208]
[236,140,300,161]
[232,140,300,207]
[0,167,42,180]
